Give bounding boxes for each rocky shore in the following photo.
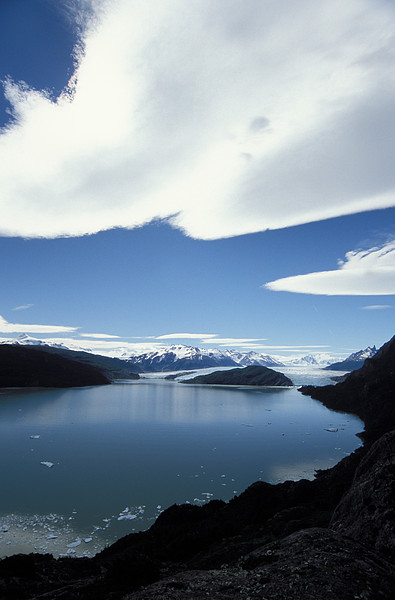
[0,337,394,599]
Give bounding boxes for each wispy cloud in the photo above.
[200,337,266,346]
[361,304,392,310]
[265,241,395,296]
[11,304,34,311]
[156,333,218,340]
[1,0,394,239]
[79,333,120,339]
[0,315,78,334]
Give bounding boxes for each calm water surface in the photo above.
[0,375,363,557]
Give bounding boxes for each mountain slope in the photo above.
[301,338,394,441]
[0,345,111,388]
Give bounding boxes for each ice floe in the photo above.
[40,461,54,468]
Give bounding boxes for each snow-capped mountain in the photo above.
[125,345,286,372]
[2,335,376,374]
[287,353,336,367]
[0,334,88,352]
[224,350,284,368]
[125,345,237,372]
[325,346,378,371]
[345,346,377,362]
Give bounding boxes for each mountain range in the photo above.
[0,335,377,373]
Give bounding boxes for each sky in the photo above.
[0,0,394,360]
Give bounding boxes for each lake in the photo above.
[0,372,363,558]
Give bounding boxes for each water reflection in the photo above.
[0,381,363,558]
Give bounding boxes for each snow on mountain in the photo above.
[1,335,372,373]
[225,350,284,367]
[286,353,336,367]
[123,345,289,372]
[345,346,377,362]
[324,345,378,371]
[125,345,237,372]
[0,334,91,353]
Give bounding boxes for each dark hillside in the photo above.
[0,344,110,388]
[184,365,293,386]
[23,345,141,380]
[301,334,395,441]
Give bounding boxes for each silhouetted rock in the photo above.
[24,344,141,380]
[301,335,395,441]
[183,365,293,386]
[330,428,395,558]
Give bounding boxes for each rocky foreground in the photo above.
[0,338,395,599]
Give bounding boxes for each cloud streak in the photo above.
[0,0,394,239]
[0,315,78,334]
[155,333,218,340]
[265,241,395,295]
[11,304,34,311]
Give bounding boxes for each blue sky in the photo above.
[0,0,394,359]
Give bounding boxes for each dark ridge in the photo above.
[183,365,293,386]
[300,334,395,442]
[18,344,141,380]
[0,344,111,388]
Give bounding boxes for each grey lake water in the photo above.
[0,371,363,558]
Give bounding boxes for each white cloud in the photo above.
[265,241,395,295]
[1,0,395,239]
[156,333,218,340]
[200,337,267,346]
[79,332,120,338]
[361,304,392,310]
[0,315,78,333]
[11,304,34,311]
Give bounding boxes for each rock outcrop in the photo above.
[0,337,394,598]
[183,365,293,386]
[300,334,395,441]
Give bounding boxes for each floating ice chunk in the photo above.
[67,539,81,548]
[117,514,136,521]
[242,423,253,427]
[30,435,40,439]
[156,505,161,510]
[220,474,226,478]
[324,428,338,433]
[40,462,54,468]
[84,538,93,543]
[46,535,57,540]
